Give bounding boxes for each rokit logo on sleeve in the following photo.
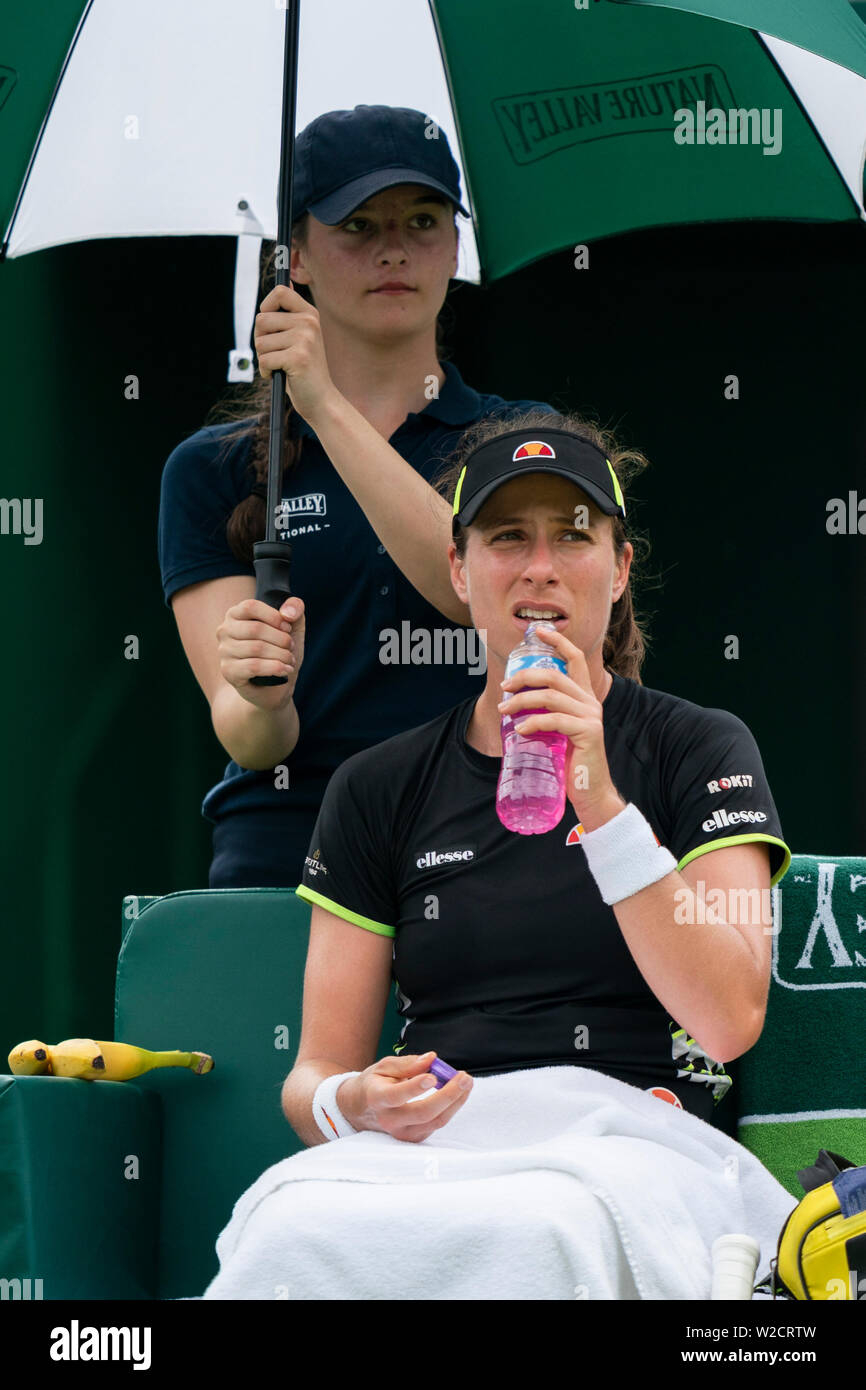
[706,774,754,793]
[701,807,767,832]
[415,845,476,870]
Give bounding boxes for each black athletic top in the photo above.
[296,670,791,1125]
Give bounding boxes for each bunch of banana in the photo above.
[7,1038,214,1081]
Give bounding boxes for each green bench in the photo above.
[1,856,863,1300]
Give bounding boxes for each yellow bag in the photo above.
[755,1150,866,1300]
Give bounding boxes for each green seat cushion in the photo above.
[115,888,402,1299]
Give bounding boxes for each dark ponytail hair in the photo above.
[202,207,460,565]
[433,408,654,684]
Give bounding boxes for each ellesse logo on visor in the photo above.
[512,440,556,461]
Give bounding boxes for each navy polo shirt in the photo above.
[158,361,556,886]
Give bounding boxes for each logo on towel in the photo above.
[773,861,866,991]
[647,1086,683,1109]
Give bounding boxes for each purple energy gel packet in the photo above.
[429,1058,458,1089]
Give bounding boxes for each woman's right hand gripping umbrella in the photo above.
[213,277,334,711]
[214,275,335,711]
[216,595,306,711]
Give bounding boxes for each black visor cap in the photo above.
[452,428,626,529]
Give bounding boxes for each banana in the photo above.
[94,1041,214,1080]
[45,1038,107,1079]
[7,1040,52,1075]
[6,1038,214,1081]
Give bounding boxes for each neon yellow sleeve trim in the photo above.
[295,885,395,938]
[676,834,792,888]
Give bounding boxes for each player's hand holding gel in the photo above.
[428,1058,459,1088]
[346,1052,471,1143]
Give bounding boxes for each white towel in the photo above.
[202,1065,798,1300]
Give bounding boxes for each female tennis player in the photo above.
[158,105,555,887]
[284,408,791,1143]
[200,410,796,1301]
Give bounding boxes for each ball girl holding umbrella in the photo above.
[158,106,555,887]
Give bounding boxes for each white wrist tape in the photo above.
[581,802,677,905]
[312,1071,361,1141]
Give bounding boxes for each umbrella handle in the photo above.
[250,2,301,686]
[250,540,293,686]
[250,2,300,689]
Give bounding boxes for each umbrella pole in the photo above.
[251,0,301,686]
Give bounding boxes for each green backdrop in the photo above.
[0,216,864,1050]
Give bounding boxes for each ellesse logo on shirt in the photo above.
[415,845,476,869]
[701,807,767,833]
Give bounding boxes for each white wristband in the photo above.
[581,802,677,905]
[312,1071,361,1141]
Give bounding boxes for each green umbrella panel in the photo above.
[432,0,866,280]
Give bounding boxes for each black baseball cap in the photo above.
[452,427,626,530]
[291,105,469,225]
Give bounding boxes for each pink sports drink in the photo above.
[496,620,569,834]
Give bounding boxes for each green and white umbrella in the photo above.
[3,0,865,669]
[3,0,866,386]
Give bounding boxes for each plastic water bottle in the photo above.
[496,620,569,834]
